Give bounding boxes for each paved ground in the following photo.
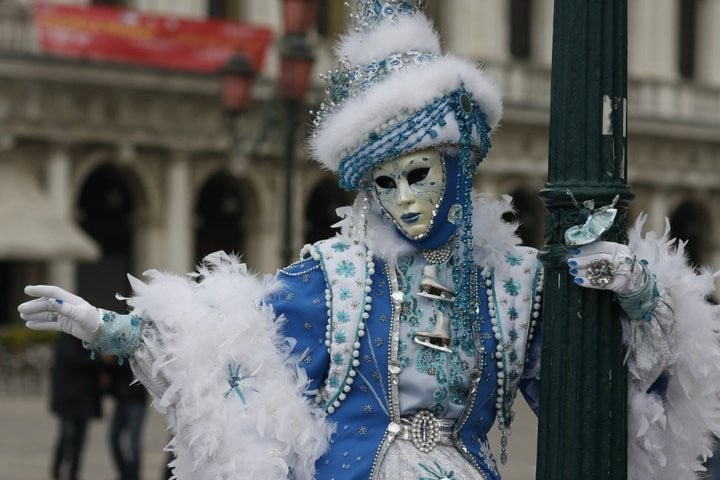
[0,392,537,480]
[0,394,169,480]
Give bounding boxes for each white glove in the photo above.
[18,285,102,343]
[567,241,645,295]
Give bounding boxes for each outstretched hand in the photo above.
[566,241,645,295]
[18,285,102,343]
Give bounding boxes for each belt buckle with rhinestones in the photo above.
[410,410,441,452]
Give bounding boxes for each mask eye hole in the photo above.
[374,175,396,189]
[407,168,430,185]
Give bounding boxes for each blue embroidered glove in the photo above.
[18,285,102,343]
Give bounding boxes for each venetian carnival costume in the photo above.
[19,1,720,480]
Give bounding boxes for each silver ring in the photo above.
[587,259,615,288]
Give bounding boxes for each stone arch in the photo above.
[669,199,712,268]
[303,176,355,245]
[193,170,259,265]
[504,187,545,249]
[76,163,144,311]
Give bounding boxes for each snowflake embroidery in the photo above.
[304,322,312,330]
[419,461,456,479]
[285,292,295,301]
[363,404,373,414]
[479,439,499,475]
[339,288,352,300]
[508,328,519,342]
[331,241,350,252]
[336,260,356,278]
[358,426,368,436]
[223,364,257,404]
[508,307,519,320]
[336,310,350,323]
[503,278,521,296]
[374,337,384,347]
[504,252,523,266]
[334,331,347,343]
[332,353,345,365]
[328,375,340,388]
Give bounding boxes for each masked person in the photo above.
[18,2,720,479]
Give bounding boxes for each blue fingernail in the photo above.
[574,277,584,284]
[568,260,577,267]
[572,248,581,255]
[569,268,578,275]
[56,299,64,305]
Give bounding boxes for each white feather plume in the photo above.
[126,252,332,480]
[626,214,720,480]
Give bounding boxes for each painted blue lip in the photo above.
[401,213,421,224]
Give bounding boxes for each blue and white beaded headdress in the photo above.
[309,0,503,192]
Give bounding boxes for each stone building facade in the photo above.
[1,0,719,323]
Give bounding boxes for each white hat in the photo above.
[309,0,503,191]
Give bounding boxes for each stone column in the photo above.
[532,0,555,67]
[628,0,678,80]
[46,145,77,290]
[442,0,509,62]
[696,0,720,87]
[164,153,193,274]
[648,190,670,234]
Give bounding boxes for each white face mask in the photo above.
[371,148,446,239]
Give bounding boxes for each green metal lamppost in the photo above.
[219,0,316,267]
[537,1,632,479]
[219,53,256,172]
[278,0,316,265]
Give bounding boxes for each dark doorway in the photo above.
[670,201,710,268]
[194,172,250,263]
[502,188,545,249]
[304,179,355,245]
[76,165,135,312]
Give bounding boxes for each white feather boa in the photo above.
[626,215,720,480]
[125,252,332,480]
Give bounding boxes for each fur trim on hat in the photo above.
[309,54,503,174]
[336,14,441,65]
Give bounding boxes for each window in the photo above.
[208,0,240,20]
[510,0,532,59]
[91,0,126,6]
[678,0,697,79]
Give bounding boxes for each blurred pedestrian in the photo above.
[50,333,102,480]
[103,357,148,480]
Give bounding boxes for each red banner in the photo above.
[31,2,274,73]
